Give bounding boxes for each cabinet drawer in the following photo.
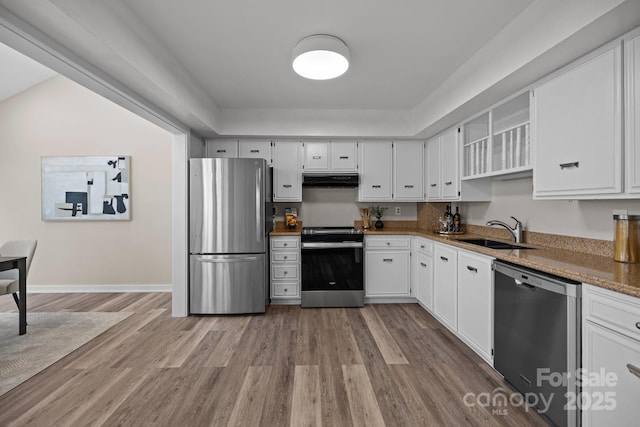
[271,252,298,263]
[272,265,298,280]
[272,282,299,297]
[366,237,411,249]
[271,238,299,250]
[584,285,640,340]
[414,238,433,255]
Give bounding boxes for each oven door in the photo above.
[301,242,364,292]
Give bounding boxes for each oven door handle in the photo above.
[301,242,363,249]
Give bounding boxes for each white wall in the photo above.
[0,75,173,288]
[274,188,417,227]
[462,177,640,241]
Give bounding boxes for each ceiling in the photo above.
[0,42,55,103]
[0,0,638,138]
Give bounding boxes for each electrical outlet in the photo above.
[394,206,401,216]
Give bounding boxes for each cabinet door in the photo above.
[426,136,441,200]
[358,141,393,201]
[582,321,640,426]
[457,250,493,363]
[365,251,410,296]
[440,127,460,200]
[330,141,358,172]
[303,141,329,172]
[394,142,425,200]
[239,140,272,163]
[273,141,302,201]
[533,41,623,198]
[433,244,458,332]
[626,28,640,194]
[206,139,238,158]
[415,251,433,310]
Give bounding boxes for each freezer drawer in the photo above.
[190,254,266,314]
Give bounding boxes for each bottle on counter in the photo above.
[444,204,453,232]
[453,206,461,232]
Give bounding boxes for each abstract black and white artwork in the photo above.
[41,156,131,221]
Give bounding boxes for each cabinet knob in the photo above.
[284,288,288,292]
[283,256,288,260]
[420,245,425,249]
[636,321,640,330]
[283,243,288,246]
[283,270,288,275]
[386,242,391,245]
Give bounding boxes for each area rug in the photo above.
[0,311,132,396]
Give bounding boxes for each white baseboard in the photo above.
[27,284,172,293]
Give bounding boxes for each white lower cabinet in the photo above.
[582,284,640,426]
[456,250,493,364]
[270,236,300,303]
[411,237,434,310]
[433,243,458,332]
[365,236,411,299]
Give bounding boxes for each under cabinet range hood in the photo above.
[302,173,359,188]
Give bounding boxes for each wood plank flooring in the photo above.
[0,294,549,426]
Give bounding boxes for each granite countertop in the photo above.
[270,221,302,236]
[363,225,640,299]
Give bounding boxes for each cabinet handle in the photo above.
[440,256,448,262]
[339,156,349,159]
[636,321,640,330]
[312,155,322,159]
[250,149,260,153]
[383,258,393,262]
[372,185,381,188]
[420,262,427,267]
[467,265,478,273]
[216,149,227,153]
[627,363,640,379]
[430,184,437,187]
[420,245,425,249]
[283,184,292,188]
[444,181,452,185]
[559,161,579,169]
[404,185,414,188]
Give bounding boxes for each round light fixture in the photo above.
[292,34,350,80]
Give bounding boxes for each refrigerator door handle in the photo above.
[196,256,258,263]
[256,168,262,244]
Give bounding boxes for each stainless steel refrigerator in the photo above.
[189,158,272,314]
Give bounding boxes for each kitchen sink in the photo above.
[459,238,534,250]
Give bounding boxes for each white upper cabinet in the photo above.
[273,141,302,202]
[427,127,490,202]
[302,140,358,173]
[626,28,640,195]
[393,141,425,201]
[239,139,272,163]
[330,141,358,172]
[302,141,330,171]
[358,141,393,201]
[532,40,623,199]
[206,139,238,158]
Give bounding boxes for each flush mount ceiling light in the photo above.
[292,34,350,80]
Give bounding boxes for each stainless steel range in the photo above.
[301,227,364,308]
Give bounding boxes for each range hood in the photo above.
[302,173,359,188]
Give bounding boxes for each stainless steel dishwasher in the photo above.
[494,261,581,427]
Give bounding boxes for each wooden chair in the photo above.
[0,240,37,310]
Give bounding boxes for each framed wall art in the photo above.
[41,156,130,221]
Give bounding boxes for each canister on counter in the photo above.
[613,212,640,263]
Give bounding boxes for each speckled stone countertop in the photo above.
[362,223,640,299]
[270,221,302,236]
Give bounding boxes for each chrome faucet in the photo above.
[486,216,524,243]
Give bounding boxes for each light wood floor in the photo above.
[0,293,548,426]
